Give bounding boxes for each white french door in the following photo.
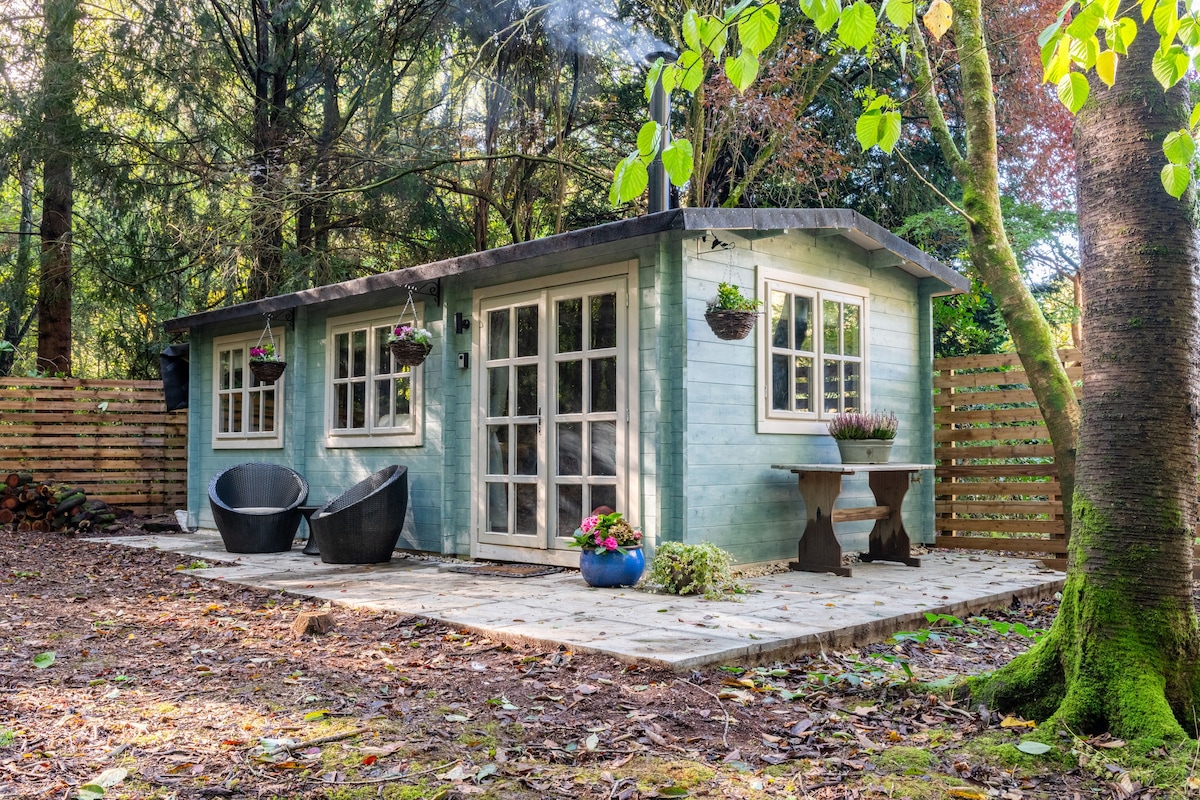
[476,277,630,563]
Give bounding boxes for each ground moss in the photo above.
[873,745,936,773]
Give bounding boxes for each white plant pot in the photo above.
[835,439,894,464]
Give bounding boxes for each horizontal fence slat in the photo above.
[936,500,1062,515]
[935,443,1056,459]
[934,348,1082,371]
[933,365,1083,390]
[935,425,1050,444]
[934,407,1047,425]
[937,518,1066,535]
[934,535,1068,554]
[935,480,1061,498]
[936,464,1060,479]
[934,385,1084,407]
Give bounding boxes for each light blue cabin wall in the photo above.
[681,230,935,565]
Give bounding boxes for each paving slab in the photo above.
[91,532,1065,670]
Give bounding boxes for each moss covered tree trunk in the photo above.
[911,1,1081,532]
[974,22,1200,742]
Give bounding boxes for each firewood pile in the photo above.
[1,472,118,534]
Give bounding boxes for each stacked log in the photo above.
[1,472,118,534]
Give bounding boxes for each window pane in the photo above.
[557,485,583,537]
[795,296,813,352]
[352,329,367,377]
[352,381,366,428]
[516,364,539,417]
[488,366,509,417]
[590,293,617,349]
[823,300,840,355]
[590,357,616,412]
[487,426,509,474]
[557,360,582,414]
[824,359,841,414]
[375,379,392,427]
[249,392,261,432]
[489,310,510,360]
[770,291,789,348]
[376,326,393,374]
[591,421,617,476]
[844,304,860,357]
[232,350,244,390]
[844,362,861,413]
[395,376,411,416]
[219,395,231,433]
[261,388,276,431]
[487,482,508,532]
[514,484,537,535]
[771,354,789,411]
[219,350,231,390]
[591,485,616,515]
[230,392,243,432]
[335,383,349,428]
[557,422,581,475]
[795,357,813,413]
[515,424,538,475]
[557,298,582,353]
[335,332,349,379]
[516,305,539,357]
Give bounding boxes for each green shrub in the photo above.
[647,541,742,599]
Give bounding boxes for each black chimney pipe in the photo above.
[646,51,675,214]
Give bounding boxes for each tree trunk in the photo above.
[37,0,79,376]
[974,20,1200,742]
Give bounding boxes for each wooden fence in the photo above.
[933,349,1082,570]
[0,377,187,515]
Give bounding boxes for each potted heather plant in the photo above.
[568,510,644,588]
[387,324,433,367]
[249,342,287,383]
[704,281,761,340]
[827,410,898,464]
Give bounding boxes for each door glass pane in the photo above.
[590,293,617,349]
[352,381,366,428]
[823,300,840,355]
[489,310,510,360]
[770,291,789,348]
[795,357,813,413]
[557,485,583,537]
[558,298,582,353]
[590,357,616,412]
[591,485,616,515]
[487,366,509,417]
[557,422,581,474]
[515,424,538,475]
[335,383,349,428]
[514,484,537,535]
[557,360,582,414]
[844,304,860,357]
[335,332,349,379]
[591,421,617,476]
[771,354,789,411]
[823,360,840,413]
[516,364,538,416]
[352,329,367,377]
[844,362,861,413]
[375,379,392,427]
[487,483,508,532]
[795,296,813,352]
[487,425,510,474]
[516,305,538,357]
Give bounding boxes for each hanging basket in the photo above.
[704,309,759,341]
[389,339,432,367]
[250,360,287,383]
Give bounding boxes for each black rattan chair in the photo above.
[309,465,408,564]
[208,463,309,553]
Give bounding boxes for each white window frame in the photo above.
[212,330,285,449]
[324,306,424,448]
[756,268,869,435]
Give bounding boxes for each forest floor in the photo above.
[1,521,1195,800]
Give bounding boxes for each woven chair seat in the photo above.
[208,463,309,553]
[310,466,408,564]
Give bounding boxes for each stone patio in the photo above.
[92,531,1064,671]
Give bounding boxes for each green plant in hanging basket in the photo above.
[704,282,761,340]
[249,337,286,382]
[387,324,433,366]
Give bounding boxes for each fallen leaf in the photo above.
[1000,715,1036,729]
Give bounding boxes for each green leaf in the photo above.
[877,109,902,152]
[724,49,760,92]
[801,0,841,35]
[33,651,55,669]
[1152,0,1179,40]
[657,787,690,797]
[700,17,729,56]
[1140,0,1156,22]
[1151,45,1189,88]
[739,2,781,55]
[1069,35,1099,69]
[1096,49,1117,86]
[882,0,914,29]
[1016,740,1053,755]
[1161,163,1191,198]
[682,9,702,51]
[1180,16,1200,47]
[1164,130,1195,164]
[661,138,695,186]
[1066,3,1104,39]
[303,709,331,721]
[1056,71,1090,113]
[1108,16,1138,54]
[1188,102,1200,131]
[1044,38,1072,83]
[644,58,664,102]
[724,0,755,23]
[637,121,663,157]
[77,785,105,800]
[856,111,881,151]
[1038,19,1062,49]
[839,1,878,50]
[677,49,704,93]
[610,154,649,205]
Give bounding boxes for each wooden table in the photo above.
[772,464,933,577]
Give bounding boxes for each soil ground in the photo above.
[0,519,1191,799]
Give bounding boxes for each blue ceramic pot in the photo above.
[579,546,645,588]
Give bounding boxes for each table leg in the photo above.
[860,471,921,567]
[790,471,851,577]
